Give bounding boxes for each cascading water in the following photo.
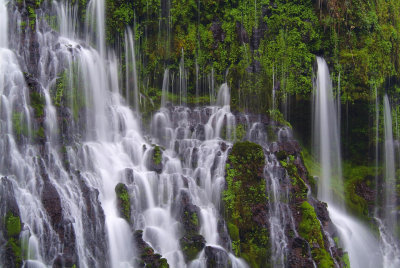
[313,57,342,203]
[375,95,400,268]
[3,0,399,267]
[312,57,400,268]
[383,94,397,234]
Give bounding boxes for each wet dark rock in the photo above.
[252,203,269,226]
[77,174,108,267]
[270,140,301,156]
[175,190,201,234]
[134,230,169,267]
[217,219,232,251]
[194,124,206,141]
[180,234,206,262]
[287,237,313,268]
[204,246,232,268]
[246,60,262,73]
[355,179,375,203]
[0,177,20,219]
[191,147,199,169]
[0,177,23,267]
[211,21,225,48]
[220,142,227,152]
[250,25,266,50]
[42,179,63,228]
[146,146,163,174]
[176,127,186,140]
[236,22,249,44]
[123,168,135,184]
[42,179,78,266]
[313,201,330,224]
[174,190,206,262]
[274,80,281,91]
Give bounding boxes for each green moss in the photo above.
[12,112,29,140]
[341,163,378,227]
[52,65,86,122]
[268,109,292,128]
[30,91,45,118]
[342,252,351,268]
[5,213,22,266]
[6,213,21,237]
[223,141,270,267]
[299,201,334,267]
[115,183,131,222]
[153,146,162,165]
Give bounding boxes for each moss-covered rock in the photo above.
[147,145,163,174]
[179,233,206,262]
[298,201,334,267]
[4,212,23,267]
[115,183,131,222]
[175,190,206,262]
[223,141,270,267]
[134,230,169,267]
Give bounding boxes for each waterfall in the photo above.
[0,0,8,47]
[179,48,186,106]
[383,94,397,233]
[125,28,139,112]
[313,57,383,268]
[161,69,169,108]
[313,57,342,203]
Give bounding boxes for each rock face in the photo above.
[134,230,169,267]
[39,160,77,267]
[273,134,347,267]
[205,246,232,268]
[223,141,270,267]
[77,173,108,267]
[174,190,206,262]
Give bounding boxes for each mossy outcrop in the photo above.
[115,183,131,223]
[298,201,334,267]
[134,230,169,268]
[0,177,23,267]
[223,141,270,268]
[175,190,206,262]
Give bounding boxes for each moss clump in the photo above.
[6,213,21,237]
[12,112,29,141]
[115,183,131,222]
[343,163,375,222]
[223,141,270,267]
[180,234,205,262]
[153,146,162,165]
[30,91,45,118]
[5,212,23,266]
[280,155,308,200]
[299,201,334,267]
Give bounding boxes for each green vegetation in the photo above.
[12,112,29,140]
[299,201,334,267]
[5,212,23,267]
[153,146,162,165]
[223,141,270,267]
[53,66,86,121]
[343,163,377,222]
[115,183,131,222]
[279,154,309,200]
